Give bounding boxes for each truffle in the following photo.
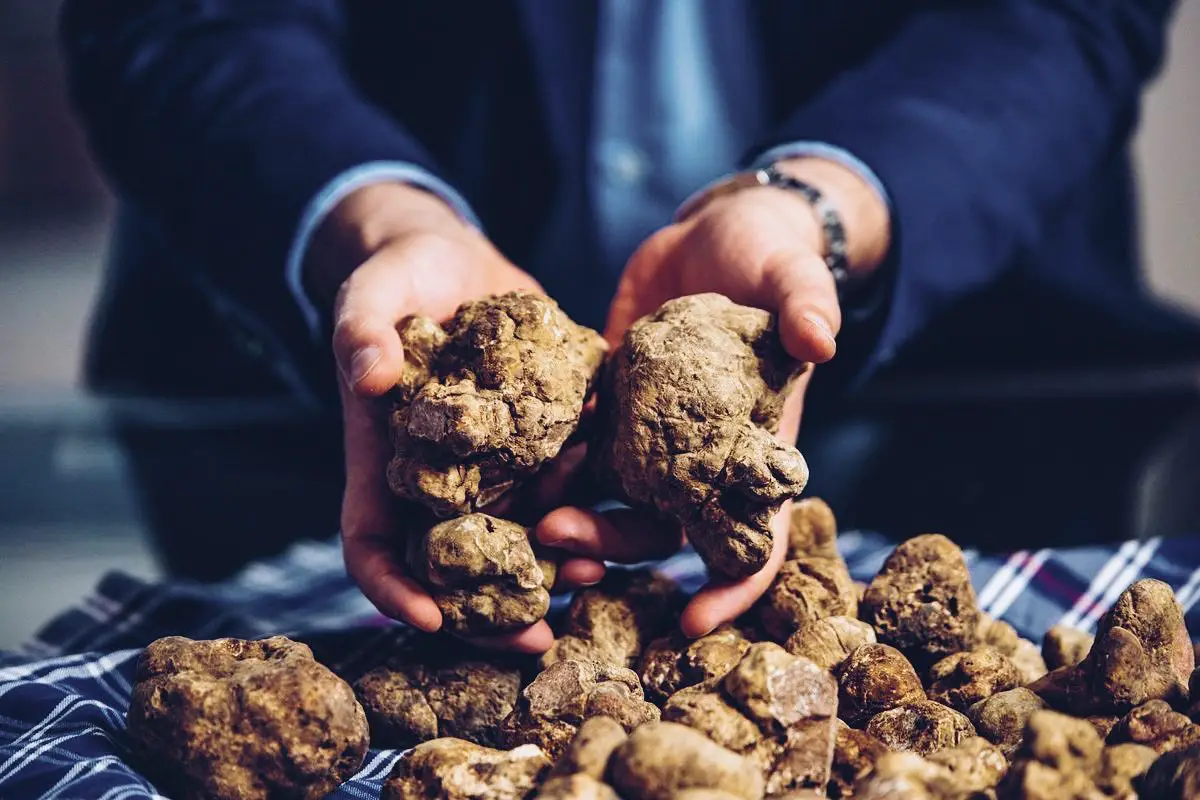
[926,647,1021,713]
[126,636,369,800]
[409,513,553,635]
[608,721,766,800]
[388,292,606,516]
[594,294,809,580]
[382,738,550,800]
[1042,624,1094,671]
[498,659,659,759]
[861,535,981,667]
[967,687,1048,759]
[639,624,752,706]
[1135,742,1200,799]
[1106,699,1200,754]
[865,699,976,756]
[837,643,926,727]
[786,497,839,561]
[996,710,1105,800]
[354,649,520,748]
[543,570,683,669]
[828,727,888,799]
[783,616,876,673]
[754,557,858,642]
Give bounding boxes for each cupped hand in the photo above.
[538,165,853,638]
[312,183,604,653]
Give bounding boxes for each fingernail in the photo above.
[803,312,836,345]
[346,346,382,387]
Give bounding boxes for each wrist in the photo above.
[304,182,469,312]
[771,156,892,280]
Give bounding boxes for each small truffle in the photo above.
[997,710,1104,800]
[786,497,839,561]
[640,624,751,705]
[926,736,1008,792]
[977,614,1048,684]
[853,741,1004,800]
[1097,743,1159,797]
[861,535,981,667]
[837,643,926,727]
[755,558,858,641]
[543,571,683,669]
[1135,742,1200,799]
[354,650,520,748]
[967,688,1048,759]
[126,636,369,800]
[388,291,606,516]
[926,647,1021,713]
[498,660,659,759]
[784,616,876,673]
[1107,699,1200,754]
[608,721,766,800]
[382,738,550,800]
[865,700,976,756]
[594,294,809,580]
[828,727,888,799]
[409,513,553,635]
[1042,625,1094,670]
[549,716,629,781]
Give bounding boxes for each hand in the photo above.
[309,183,604,653]
[538,157,890,638]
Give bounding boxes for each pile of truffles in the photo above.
[126,497,1200,799]
[390,292,812,635]
[122,293,1200,798]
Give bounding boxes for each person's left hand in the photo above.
[537,157,889,638]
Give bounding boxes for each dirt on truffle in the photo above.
[388,291,606,516]
[126,636,369,800]
[594,293,809,580]
[640,624,752,706]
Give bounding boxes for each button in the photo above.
[599,141,648,186]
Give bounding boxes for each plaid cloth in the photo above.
[2,531,1200,799]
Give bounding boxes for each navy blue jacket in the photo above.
[60,0,1200,404]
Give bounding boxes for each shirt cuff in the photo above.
[284,161,483,336]
[750,141,892,211]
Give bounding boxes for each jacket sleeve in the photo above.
[59,0,450,374]
[756,0,1177,380]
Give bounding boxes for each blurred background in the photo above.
[0,1,1197,649]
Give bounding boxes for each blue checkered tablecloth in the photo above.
[2,531,1200,799]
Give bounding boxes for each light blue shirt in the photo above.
[286,1,889,334]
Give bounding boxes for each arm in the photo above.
[59,0,451,356]
[756,0,1177,377]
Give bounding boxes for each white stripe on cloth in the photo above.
[1057,539,1141,630]
[0,651,138,702]
[43,755,136,800]
[1173,563,1200,611]
[986,549,1052,619]
[1078,537,1162,632]
[0,728,93,784]
[975,550,1029,611]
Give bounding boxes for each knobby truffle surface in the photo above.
[126,636,369,800]
[388,292,606,516]
[382,738,550,800]
[595,293,809,579]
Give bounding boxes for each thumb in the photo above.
[768,252,842,365]
[331,247,422,397]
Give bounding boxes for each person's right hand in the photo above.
[305,183,603,653]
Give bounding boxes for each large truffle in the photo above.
[1030,579,1194,715]
[639,624,752,706]
[861,535,981,667]
[498,659,660,759]
[382,738,550,800]
[126,636,369,800]
[754,557,858,642]
[409,513,553,635]
[608,721,765,800]
[543,570,683,669]
[784,616,876,673]
[388,291,606,516]
[837,643,926,727]
[594,293,809,580]
[354,646,521,748]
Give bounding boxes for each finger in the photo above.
[463,620,555,654]
[556,558,606,590]
[775,368,811,445]
[766,251,842,364]
[679,507,790,638]
[536,506,686,563]
[340,381,442,632]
